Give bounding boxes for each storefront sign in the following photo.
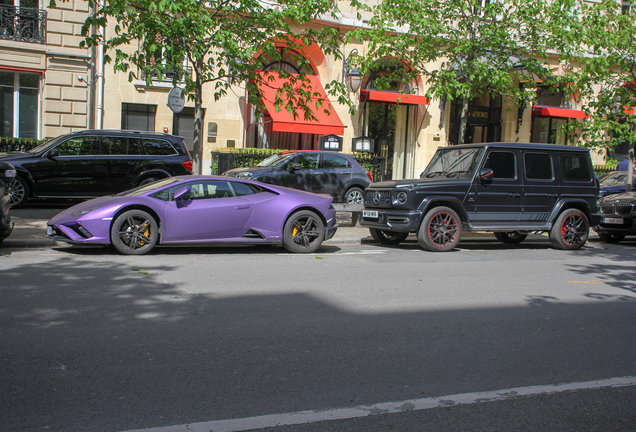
[168,87,185,113]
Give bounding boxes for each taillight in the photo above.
[366,171,373,182]
[182,160,193,172]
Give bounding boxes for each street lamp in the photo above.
[342,49,362,93]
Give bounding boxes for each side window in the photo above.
[142,139,178,156]
[231,181,260,196]
[524,153,554,180]
[294,153,319,169]
[560,154,592,181]
[99,137,128,155]
[173,181,236,200]
[322,154,350,168]
[55,137,96,156]
[483,151,516,179]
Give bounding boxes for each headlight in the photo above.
[2,168,16,178]
[237,172,253,179]
[72,207,98,217]
[394,191,408,205]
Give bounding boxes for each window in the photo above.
[121,103,155,131]
[524,153,553,180]
[231,181,260,196]
[483,151,516,179]
[0,70,39,138]
[288,153,319,169]
[56,137,96,156]
[142,138,177,155]
[97,137,142,155]
[531,117,568,145]
[175,180,236,200]
[322,154,350,168]
[560,154,592,182]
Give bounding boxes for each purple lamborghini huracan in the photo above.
[47,176,338,255]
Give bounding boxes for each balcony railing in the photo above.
[0,5,46,44]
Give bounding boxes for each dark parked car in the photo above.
[598,170,636,197]
[222,150,373,204]
[361,143,600,251]
[47,176,337,255]
[0,130,193,208]
[594,191,636,243]
[0,161,16,244]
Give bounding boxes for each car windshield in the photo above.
[118,177,184,197]
[423,148,484,178]
[600,172,633,187]
[257,153,293,167]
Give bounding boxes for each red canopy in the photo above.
[531,105,587,119]
[360,89,430,105]
[254,71,345,135]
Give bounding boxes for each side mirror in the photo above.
[48,149,59,159]
[173,186,190,201]
[479,168,494,182]
[289,163,302,172]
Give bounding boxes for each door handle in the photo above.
[510,193,520,198]
[127,162,137,165]
[80,162,91,165]
[235,205,250,210]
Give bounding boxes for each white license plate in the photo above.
[47,226,54,236]
[362,210,378,219]
[603,217,624,224]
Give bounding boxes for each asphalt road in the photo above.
[1,209,635,431]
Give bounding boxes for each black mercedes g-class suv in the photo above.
[360,143,600,251]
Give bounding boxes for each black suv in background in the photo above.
[0,161,16,243]
[222,150,373,204]
[0,130,193,207]
[361,143,600,251]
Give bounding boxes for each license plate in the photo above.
[47,226,54,236]
[602,217,624,224]
[362,210,378,219]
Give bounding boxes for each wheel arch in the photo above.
[418,197,469,224]
[284,205,328,228]
[109,205,163,241]
[549,200,593,228]
[135,169,171,186]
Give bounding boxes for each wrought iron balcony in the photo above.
[0,5,46,44]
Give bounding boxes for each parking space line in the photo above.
[119,376,636,432]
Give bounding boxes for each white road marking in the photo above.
[119,376,636,432]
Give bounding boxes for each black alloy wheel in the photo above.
[549,209,589,250]
[417,206,462,252]
[494,231,528,244]
[283,210,325,253]
[369,228,409,245]
[110,210,159,255]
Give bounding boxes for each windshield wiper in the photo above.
[445,170,471,178]
[425,171,445,178]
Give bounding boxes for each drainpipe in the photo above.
[95,0,105,129]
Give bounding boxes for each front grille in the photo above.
[365,190,391,206]
[601,203,634,215]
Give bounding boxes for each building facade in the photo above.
[0,0,613,179]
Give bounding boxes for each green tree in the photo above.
[67,0,348,174]
[350,0,589,144]
[567,0,636,159]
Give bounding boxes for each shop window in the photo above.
[121,103,155,131]
[0,70,39,138]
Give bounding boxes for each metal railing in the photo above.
[0,5,46,44]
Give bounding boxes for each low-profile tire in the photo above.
[370,228,409,245]
[283,210,325,253]
[8,176,29,208]
[598,232,626,243]
[110,210,159,255]
[494,231,527,244]
[417,206,461,252]
[549,209,589,250]
[344,187,364,205]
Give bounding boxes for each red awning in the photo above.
[624,106,635,115]
[360,89,430,105]
[531,105,587,119]
[254,71,344,135]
